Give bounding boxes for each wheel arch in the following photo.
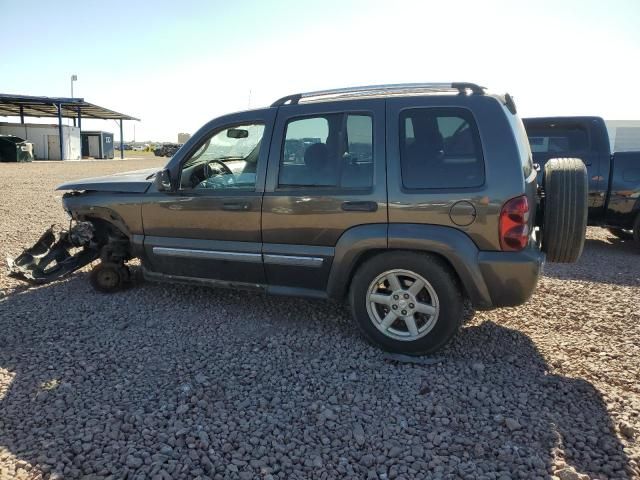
[326,223,494,309]
[68,211,137,264]
[72,207,132,239]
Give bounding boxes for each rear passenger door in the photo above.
[262,100,386,293]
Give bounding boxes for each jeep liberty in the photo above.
[9,83,588,354]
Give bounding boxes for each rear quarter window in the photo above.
[399,107,485,189]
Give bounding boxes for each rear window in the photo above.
[507,112,534,179]
[399,107,485,189]
[527,125,589,153]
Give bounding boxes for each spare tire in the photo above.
[541,157,588,263]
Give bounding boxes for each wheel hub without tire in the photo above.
[366,269,440,342]
[96,269,119,289]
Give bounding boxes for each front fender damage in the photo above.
[7,222,99,284]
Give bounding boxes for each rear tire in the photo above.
[349,252,463,355]
[541,157,588,263]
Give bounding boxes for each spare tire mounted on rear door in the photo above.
[540,157,588,263]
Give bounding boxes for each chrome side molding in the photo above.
[153,247,262,263]
[263,254,323,268]
[152,247,324,268]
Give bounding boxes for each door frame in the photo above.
[260,99,387,293]
[164,108,277,194]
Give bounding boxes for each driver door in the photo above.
[141,110,274,285]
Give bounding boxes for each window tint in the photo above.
[400,108,484,189]
[527,125,589,153]
[279,113,373,188]
[179,123,264,190]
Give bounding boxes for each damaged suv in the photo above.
[9,83,588,354]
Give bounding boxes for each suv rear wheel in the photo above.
[349,252,463,355]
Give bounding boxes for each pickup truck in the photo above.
[523,116,640,244]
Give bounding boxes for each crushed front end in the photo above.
[7,221,100,284]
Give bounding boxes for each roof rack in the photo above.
[271,82,485,107]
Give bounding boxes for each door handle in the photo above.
[341,201,378,212]
[223,201,250,211]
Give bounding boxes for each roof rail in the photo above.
[271,82,485,107]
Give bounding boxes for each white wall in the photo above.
[605,120,640,153]
[0,122,81,160]
[65,126,81,160]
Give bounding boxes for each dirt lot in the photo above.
[0,160,639,480]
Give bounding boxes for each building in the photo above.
[0,94,138,160]
[81,131,114,159]
[0,121,80,160]
[605,120,640,152]
[178,132,191,144]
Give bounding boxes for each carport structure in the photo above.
[0,94,139,160]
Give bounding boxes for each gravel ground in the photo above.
[0,160,639,480]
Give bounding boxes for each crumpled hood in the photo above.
[56,168,159,193]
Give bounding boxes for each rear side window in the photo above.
[527,125,589,153]
[279,113,373,189]
[399,108,484,189]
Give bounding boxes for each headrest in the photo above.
[304,143,329,170]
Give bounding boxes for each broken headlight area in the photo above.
[7,221,100,284]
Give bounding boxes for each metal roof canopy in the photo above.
[0,93,139,159]
[0,94,139,120]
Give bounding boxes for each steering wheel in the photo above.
[204,159,234,178]
[194,159,235,189]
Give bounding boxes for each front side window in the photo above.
[180,123,264,190]
[279,113,373,189]
[400,108,485,189]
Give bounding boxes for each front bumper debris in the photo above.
[7,222,99,284]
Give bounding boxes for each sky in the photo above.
[1,0,639,142]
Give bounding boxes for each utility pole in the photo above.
[70,75,78,128]
[70,74,77,98]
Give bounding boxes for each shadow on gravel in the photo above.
[0,278,636,479]
[543,236,640,287]
[582,236,639,255]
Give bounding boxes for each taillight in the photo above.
[499,195,530,251]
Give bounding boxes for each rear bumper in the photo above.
[477,247,544,309]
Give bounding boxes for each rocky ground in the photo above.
[0,160,639,480]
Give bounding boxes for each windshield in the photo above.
[184,124,265,169]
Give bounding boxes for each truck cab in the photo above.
[524,116,640,242]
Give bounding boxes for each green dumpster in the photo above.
[0,135,34,162]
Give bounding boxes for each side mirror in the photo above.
[155,169,173,191]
